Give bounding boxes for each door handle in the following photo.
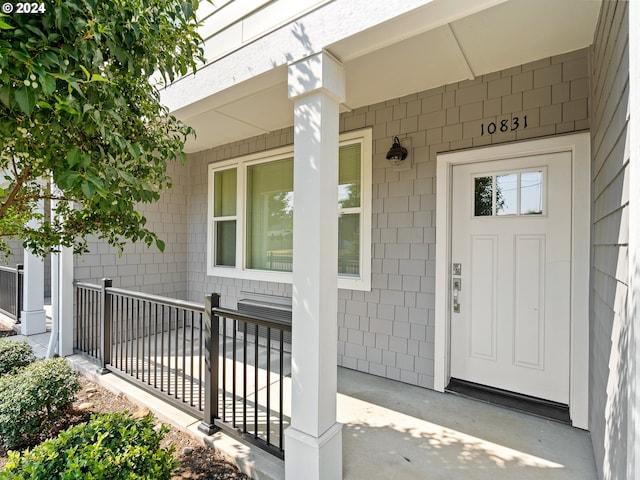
[452,278,461,313]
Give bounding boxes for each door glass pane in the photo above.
[496,173,518,215]
[215,220,236,266]
[246,158,294,271]
[338,213,360,275]
[474,176,493,216]
[520,171,543,215]
[339,144,361,208]
[214,168,237,217]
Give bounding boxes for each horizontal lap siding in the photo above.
[187,48,590,390]
[589,1,630,479]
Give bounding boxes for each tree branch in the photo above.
[11,158,18,179]
[0,166,32,219]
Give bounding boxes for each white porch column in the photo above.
[49,186,74,356]
[58,246,74,356]
[21,200,46,336]
[49,245,74,357]
[285,51,344,480]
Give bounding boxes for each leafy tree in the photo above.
[0,0,204,258]
[474,176,505,216]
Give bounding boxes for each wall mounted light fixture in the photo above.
[386,136,408,166]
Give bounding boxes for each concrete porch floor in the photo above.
[338,368,597,480]
[10,330,597,480]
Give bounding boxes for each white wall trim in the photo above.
[434,132,591,429]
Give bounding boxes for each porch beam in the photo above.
[285,51,344,480]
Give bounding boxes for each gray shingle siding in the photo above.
[184,48,590,390]
[3,239,24,267]
[73,161,189,299]
[589,1,630,479]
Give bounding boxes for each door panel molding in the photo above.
[513,234,545,371]
[469,235,498,361]
[434,133,591,429]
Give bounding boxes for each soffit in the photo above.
[177,0,601,153]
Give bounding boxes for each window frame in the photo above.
[206,128,372,291]
[212,168,238,267]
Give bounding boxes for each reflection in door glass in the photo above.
[474,177,493,216]
[520,171,543,214]
[496,173,518,215]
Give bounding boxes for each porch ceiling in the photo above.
[177,0,601,153]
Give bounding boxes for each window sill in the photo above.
[207,267,371,291]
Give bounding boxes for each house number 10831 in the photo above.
[481,116,528,136]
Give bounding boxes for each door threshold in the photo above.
[445,378,570,425]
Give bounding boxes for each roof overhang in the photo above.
[162,0,601,153]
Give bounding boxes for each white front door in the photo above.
[450,151,571,404]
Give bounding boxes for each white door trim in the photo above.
[434,133,590,429]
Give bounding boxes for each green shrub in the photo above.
[0,339,35,376]
[2,412,178,479]
[0,357,79,448]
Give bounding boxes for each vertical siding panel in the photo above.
[590,1,630,479]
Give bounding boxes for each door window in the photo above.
[473,169,545,217]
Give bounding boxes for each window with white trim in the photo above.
[207,129,372,291]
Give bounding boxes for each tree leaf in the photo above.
[24,24,46,40]
[41,51,61,66]
[14,87,36,115]
[78,153,91,169]
[10,50,30,62]
[0,86,11,108]
[81,180,95,198]
[90,73,108,82]
[41,75,56,95]
[181,2,193,19]
[79,65,90,81]
[66,147,81,167]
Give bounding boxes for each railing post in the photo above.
[15,264,23,323]
[199,292,220,435]
[98,278,112,374]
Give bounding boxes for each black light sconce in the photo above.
[386,136,408,166]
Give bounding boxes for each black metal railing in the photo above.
[74,280,207,415]
[74,279,290,459]
[200,302,290,458]
[108,284,207,415]
[0,264,23,322]
[74,282,102,359]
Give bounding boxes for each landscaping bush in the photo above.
[0,357,79,448]
[0,340,35,376]
[2,412,178,479]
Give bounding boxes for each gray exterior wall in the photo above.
[74,160,189,299]
[589,1,630,479]
[4,241,51,299]
[2,239,23,268]
[186,48,590,389]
